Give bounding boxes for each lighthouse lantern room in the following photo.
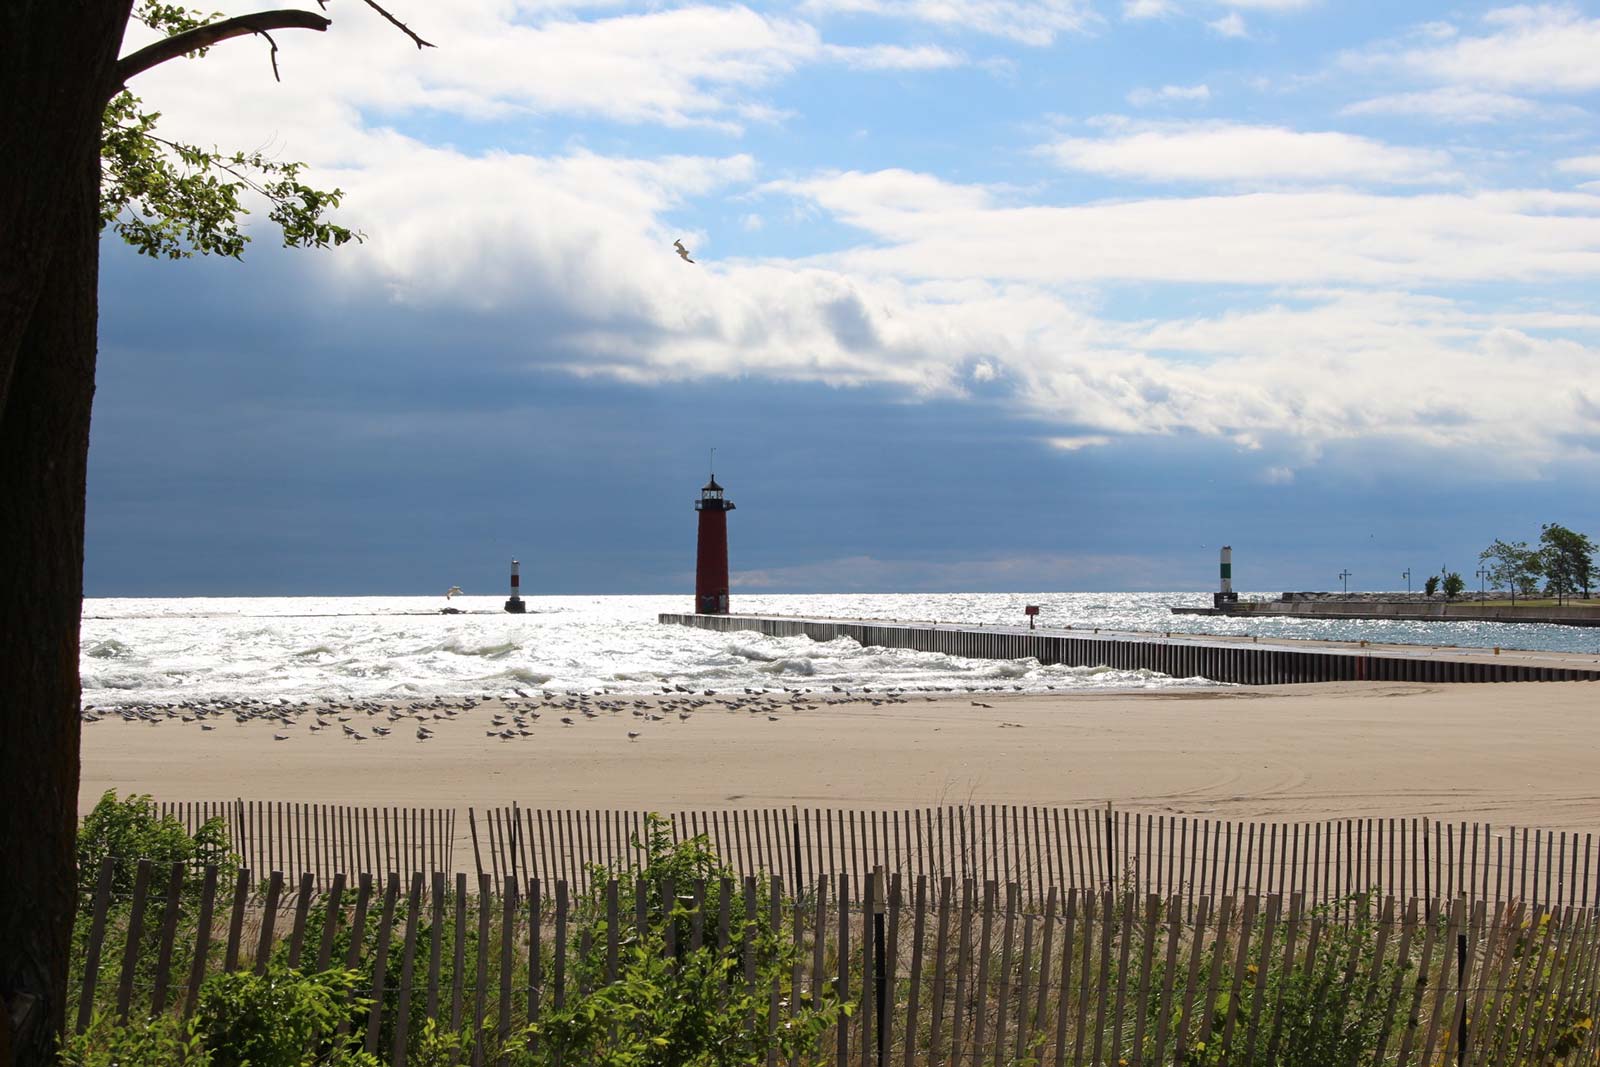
[694,474,735,614]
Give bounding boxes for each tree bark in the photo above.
[0,4,132,1065]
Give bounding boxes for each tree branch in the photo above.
[112,10,331,93]
[261,28,282,82]
[360,0,435,49]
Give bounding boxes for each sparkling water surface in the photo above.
[80,592,1600,706]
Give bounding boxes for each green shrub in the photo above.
[196,966,376,1067]
[60,1011,206,1067]
[70,793,241,1024]
[270,881,472,1057]
[64,815,844,1066]
[418,814,850,1067]
[63,967,378,1067]
[77,790,235,902]
[1170,894,1411,1067]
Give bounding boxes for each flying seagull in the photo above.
[674,239,694,264]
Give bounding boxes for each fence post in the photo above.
[468,808,483,878]
[1104,802,1115,888]
[791,806,803,899]
[1457,924,1468,1066]
[873,866,888,1067]
[75,858,116,1033]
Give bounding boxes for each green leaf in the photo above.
[101,87,362,260]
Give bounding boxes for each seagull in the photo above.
[673,239,694,264]
[273,733,290,741]
[627,731,642,741]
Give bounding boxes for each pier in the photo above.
[1173,597,1600,626]
[659,612,1600,684]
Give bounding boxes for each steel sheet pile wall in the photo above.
[659,613,1600,685]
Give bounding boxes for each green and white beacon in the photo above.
[1214,546,1239,609]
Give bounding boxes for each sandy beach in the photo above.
[79,681,1600,832]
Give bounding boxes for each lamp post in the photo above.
[1339,569,1352,594]
[1476,567,1489,598]
[1402,568,1411,593]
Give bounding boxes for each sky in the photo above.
[88,0,1600,597]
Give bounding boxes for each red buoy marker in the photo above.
[505,559,526,614]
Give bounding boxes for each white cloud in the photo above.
[1261,466,1296,485]
[1046,435,1113,450]
[1340,87,1545,124]
[798,0,1097,45]
[307,141,1600,465]
[1126,83,1211,106]
[1122,0,1178,19]
[1558,155,1600,176]
[1208,12,1248,37]
[119,2,958,137]
[770,167,995,213]
[776,169,1600,287]
[1352,5,1600,94]
[1044,122,1456,185]
[1220,0,1313,9]
[825,43,966,69]
[107,3,1600,478]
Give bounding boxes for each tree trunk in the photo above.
[0,4,132,1065]
[0,172,100,1067]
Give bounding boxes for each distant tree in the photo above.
[1539,523,1596,604]
[1423,575,1440,597]
[1442,571,1465,600]
[1479,539,1544,606]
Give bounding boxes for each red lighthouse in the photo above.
[694,473,735,614]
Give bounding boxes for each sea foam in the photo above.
[80,590,1590,706]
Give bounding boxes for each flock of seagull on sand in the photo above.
[82,682,1034,742]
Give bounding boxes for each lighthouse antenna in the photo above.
[709,447,716,479]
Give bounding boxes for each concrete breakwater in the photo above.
[1174,595,1600,627]
[659,613,1600,685]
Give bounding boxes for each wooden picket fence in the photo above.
[472,804,1600,912]
[138,801,1600,913]
[71,854,1600,1066]
[153,800,456,883]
